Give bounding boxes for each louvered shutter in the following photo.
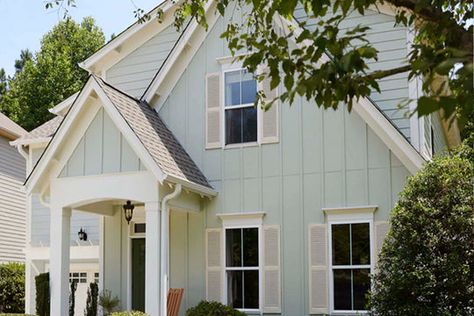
[258,67,279,144]
[375,221,390,261]
[263,225,281,313]
[206,73,222,149]
[206,229,223,302]
[309,224,329,314]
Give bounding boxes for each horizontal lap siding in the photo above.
[158,12,412,315]
[294,6,411,139]
[106,25,181,97]
[0,137,26,262]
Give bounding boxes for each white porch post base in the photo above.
[145,201,161,316]
[49,206,71,315]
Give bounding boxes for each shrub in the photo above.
[84,282,99,316]
[370,151,474,315]
[0,263,25,313]
[35,272,50,316]
[186,301,245,316]
[110,312,147,316]
[98,290,120,316]
[69,280,77,316]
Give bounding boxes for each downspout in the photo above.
[15,144,30,173]
[160,183,182,316]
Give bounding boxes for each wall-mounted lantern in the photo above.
[123,200,135,225]
[78,228,88,241]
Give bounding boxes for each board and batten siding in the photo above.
[0,136,26,262]
[60,108,145,177]
[293,6,411,139]
[106,25,181,98]
[157,11,411,315]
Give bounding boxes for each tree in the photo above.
[14,49,33,73]
[370,145,474,315]
[0,17,105,130]
[45,0,473,130]
[0,68,7,102]
[0,263,25,313]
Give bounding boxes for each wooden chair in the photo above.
[167,288,184,316]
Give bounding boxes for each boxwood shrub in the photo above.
[186,301,245,316]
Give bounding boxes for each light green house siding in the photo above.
[106,25,181,98]
[156,12,411,315]
[293,6,411,139]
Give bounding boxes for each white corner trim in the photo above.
[217,212,266,227]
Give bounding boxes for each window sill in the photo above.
[224,142,259,149]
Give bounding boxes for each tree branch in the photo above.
[367,64,411,80]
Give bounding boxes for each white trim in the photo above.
[217,212,266,227]
[27,245,99,261]
[49,92,79,116]
[11,137,51,147]
[216,53,250,65]
[327,220,374,314]
[143,0,219,105]
[323,205,378,220]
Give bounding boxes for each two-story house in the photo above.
[11,1,460,315]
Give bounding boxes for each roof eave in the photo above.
[165,174,217,197]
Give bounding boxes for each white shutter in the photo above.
[206,228,223,302]
[206,73,222,149]
[309,224,329,314]
[375,221,390,260]
[263,225,281,313]
[258,66,279,144]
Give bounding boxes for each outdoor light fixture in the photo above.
[78,228,87,241]
[123,200,135,225]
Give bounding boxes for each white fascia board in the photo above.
[166,174,217,197]
[49,92,79,116]
[142,0,218,104]
[80,0,178,73]
[10,137,51,147]
[24,79,97,195]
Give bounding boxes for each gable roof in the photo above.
[94,77,212,189]
[25,75,214,197]
[0,112,26,140]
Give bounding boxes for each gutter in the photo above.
[160,183,182,316]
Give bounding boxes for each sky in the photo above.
[0,0,160,76]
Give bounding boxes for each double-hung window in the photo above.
[225,227,259,311]
[330,222,371,312]
[224,69,258,145]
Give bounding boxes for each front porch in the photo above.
[49,171,206,316]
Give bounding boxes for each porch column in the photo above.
[49,206,71,315]
[145,201,161,316]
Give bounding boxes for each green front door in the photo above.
[131,238,146,312]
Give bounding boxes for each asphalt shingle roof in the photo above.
[14,116,63,143]
[94,76,212,189]
[0,112,26,139]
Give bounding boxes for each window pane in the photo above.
[243,270,259,309]
[225,70,241,106]
[333,269,352,310]
[351,223,370,265]
[226,229,242,267]
[243,228,258,267]
[227,270,243,309]
[241,70,257,104]
[225,109,243,144]
[242,107,257,143]
[332,224,350,265]
[353,269,370,310]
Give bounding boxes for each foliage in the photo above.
[110,312,148,316]
[0,17,105,130]
[14,50,33,74]
[186,301,246,316]
[98,290,120,316]
[0,263,25,314]
[35,272,50,316]
[370,148,474,315]
[69,280,77,316]
[84,282,98,316]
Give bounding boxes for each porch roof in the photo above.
[11,115,63,145]
[93,76,212,190]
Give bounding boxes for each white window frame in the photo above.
[221,62,261,149]
[218,212,265,313]
[324,206,376,315]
